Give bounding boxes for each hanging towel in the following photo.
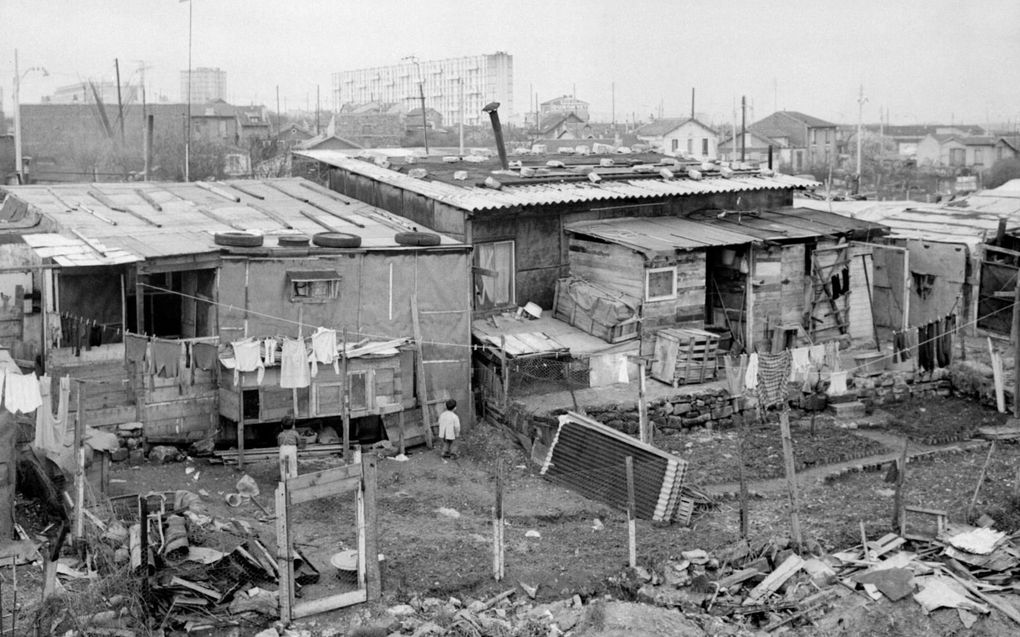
[723,354,747,396]
[756,351,791,408]
[827,371,849,396]
[808,344,826,366]
[825,341,841,371]
[917,322,935,372]
[280,338,311,388]
[744,353,759,391]
[192,342,218,371]
[125,333,148,364]
[152,339,181,379]
[311,328,340,374]
[4,372,43,414]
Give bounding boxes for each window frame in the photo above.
[472,240,516,309]
[645,266,678,302]
[288,270,342,303]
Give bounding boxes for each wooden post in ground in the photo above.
[500,335,510,413]
[637,358,650,445]
[342,328,351,461]
[410,293,434,449]
[1014,466,1020,502]
[362,454,381,601]
[73,382,86,541]
[968,442,996,521]
[892,439,908,534]
[860,520,870,561]
[1013,274,1020,417]
[988,338,1006,413]
[737,409,749,539]
[398,410,406,456]
[492,457,505,581]
[275,482,293,623]
[778,410,802,548]
[626,456,637,568]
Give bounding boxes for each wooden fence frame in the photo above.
[275,455,380,622]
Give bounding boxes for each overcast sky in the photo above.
[3,0,1019,128]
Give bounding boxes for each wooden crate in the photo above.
[650,328,719,386]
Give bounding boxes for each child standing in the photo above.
[437,399,461,459]
[277,413,304,480]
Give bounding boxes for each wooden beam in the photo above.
[275,483,293,623]
[410,292,434,449]
[779,410,803,548]
[626,456,637,568]
[73,383,86,540]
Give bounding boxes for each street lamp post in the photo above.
[185,0,193,182]
[12,49,49,184]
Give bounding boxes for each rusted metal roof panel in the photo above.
[565,216,758,256]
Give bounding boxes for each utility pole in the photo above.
[275,85,281,135]
[611,81,616,131]
[403,55,429,154]
[857,84,867,194]
[184,0,193,182]
[458,77,464,156]
[316,85,321,135]
[114,59,125,143]
[13,49,22,183]
[690,87,695,119]
[741,95,747,162]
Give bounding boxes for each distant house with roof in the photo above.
[915,134,1018,169]
[535,112,590,139]
[635,118,717,160]
[540,95,590,121]
[875,124,986,158]
[717,130,781,165]
[751,111,837,172]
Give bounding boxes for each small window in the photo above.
[645,266,677,301]
[701,138,709,155]
[686,138,693,154]
[671,138,679,152]
[288,270,341,303]
[349,371,368,411]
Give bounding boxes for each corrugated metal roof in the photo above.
[565,208,883,257]
[566,217,756,256]
[296,150,820,213]
[0,177,465,263]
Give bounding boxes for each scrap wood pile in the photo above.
[606,522,1020,633]
[25,478,294,635]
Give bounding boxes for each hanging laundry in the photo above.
[824,341,841,371]
[808,344,826,366]
[744,353,759,392]
[3,371,43,414]
[830,274,842,300]
[893,330,911,362]
[33,375,63,457]
[280,338,311,388]
[311,328,340,374]
[789,347,811,382]
[232,339,265,385]
[723,354,747,396]
[152,339,182,379]
[756,351,791,409]
[125,333,148,364]
[936,314,955,368]
[47,313,62,349]
[828,371,848,396]
[263,338,278,366]
[192,342,218,371]
[917,321,936,372]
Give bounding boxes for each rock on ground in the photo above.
[574,600,705,636]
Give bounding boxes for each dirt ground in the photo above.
[11,394,1020,635]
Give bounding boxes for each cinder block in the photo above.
[829,400,866,419]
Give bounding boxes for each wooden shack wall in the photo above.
[566,238,644,298]
[749,244,806,349]
[326,164,793,311]
[217,249,472,426]
[903,239,968,327]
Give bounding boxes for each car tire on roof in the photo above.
[312,232,362,248]
[214,231,263,248]
[278,234,311,247]
[394,231,441,247]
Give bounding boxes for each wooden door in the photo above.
[870,244,910,334]
[978,246,1020,337]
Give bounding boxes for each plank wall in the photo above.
[644,252,707,329]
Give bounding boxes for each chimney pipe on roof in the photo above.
[483,101,509,170]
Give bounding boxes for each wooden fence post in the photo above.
[493,458,505,581]
[778,410,802,548]
[73,382,86,541]
[626,456,637,568]
[892,439,908,534]
[362,454,381,601]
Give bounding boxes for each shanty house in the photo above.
[635,118,718,160]
[296,149,819,316]
[915,134,1018,170]
[562,209,887,352]
[0,178,471,448]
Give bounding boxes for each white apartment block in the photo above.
[332,52,513,127]
[181,67,227,103]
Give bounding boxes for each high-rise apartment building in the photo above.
[180,67,227,103]
[332,52,512,127]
